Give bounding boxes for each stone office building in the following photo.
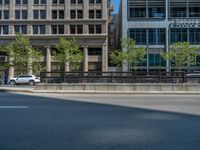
[118,0,200,71]
[0,0,113,78]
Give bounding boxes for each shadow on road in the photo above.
[0,93,200,150]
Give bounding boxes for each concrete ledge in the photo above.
[0,86,34,93]
[34,83,200,94]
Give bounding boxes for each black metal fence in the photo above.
[40,71,200,83]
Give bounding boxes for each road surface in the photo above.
[0,93,200,150]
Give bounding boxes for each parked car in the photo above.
[9,75,40,86]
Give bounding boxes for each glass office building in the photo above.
[118,0,200,71]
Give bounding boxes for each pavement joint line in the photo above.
[0,106,29,109]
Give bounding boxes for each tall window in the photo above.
[170,28,187,43]
[3,10,9,19]
[129,29,146,45]
[149,29,166,45]
[128,0,165,19]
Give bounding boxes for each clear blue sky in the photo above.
[111,0,120,14]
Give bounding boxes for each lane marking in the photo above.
[0,106,29,109]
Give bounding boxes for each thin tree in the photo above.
[54,37,83,72]
[161,42,200,70]
[0,33,43,76]
[110,38,146,71]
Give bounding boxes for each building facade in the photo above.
[0,0,113,78]
[118,0,200,71]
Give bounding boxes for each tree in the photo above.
[110,38,146,71]
[161,42,200,70]
[54,37,83,72]
[0,33,43,75]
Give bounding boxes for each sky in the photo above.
[111,0,120,14]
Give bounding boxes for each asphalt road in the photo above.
[0,93,200,150]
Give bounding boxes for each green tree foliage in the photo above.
[0,33,43,74]
[110,38,146,70]
[161,42,200,68]
[54,38,83,71]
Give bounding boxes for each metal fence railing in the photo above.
[40,71,200,84]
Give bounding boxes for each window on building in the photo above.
[148,7,165,18]
[89,25,95,34]
[96,25,102,34]
[170,7,187,18]
[77,0,83,4]
[59,10,64,19]
[52,10,57,19]
[33,10,39,19]
[189,28,200,45]
[71,0,83,4]
[3,10,9,19]
[22,10,28,19]
[53,0,64,4]
[40,10,46,19]
[33,25,46,34]
[70,25,83,34]
[52,10,64,19]
[129,28,146,45]
[89,0,101,4]
[0,11,2,19]
[89,10,95,18]
[3,25,9,34]
[34,0,46,4]
[15,10,20,19]
[70,25,76,34]
[4,0,9,4]
[89,0,94,4]
[77,10,83,19]
[189,7,200,17]
[88,48,102,55]
[58,25,64,34]
[51,25,64,34]
[170,28,187,43]
[129,8,146,18]
[34,0,39,4]
[16,0,20,4]
[23,0,28,4]
[71,10,76,19]
[51,25,57,34]
[41,0,46,4]
[149,29,166,45]
[96,10,102,18]
[149,54,166,67]
[77,25,83,34]
[14,25,27,34]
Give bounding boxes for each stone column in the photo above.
[27,58,33,75]
[102,39,108,72]
[46,0,51,20]
[28,0,33,19]
[9,0,15,20]
[46,46,51,72]
[8,56,14,80]
[64,63,70,72]
[83,46,88,72]
[65,0,70,19]
[102,0,108,19]
[84,0,89,19]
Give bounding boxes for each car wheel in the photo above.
[9,80,16,85]
[29,80,35,86]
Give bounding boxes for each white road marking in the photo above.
[0,106,29,109]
